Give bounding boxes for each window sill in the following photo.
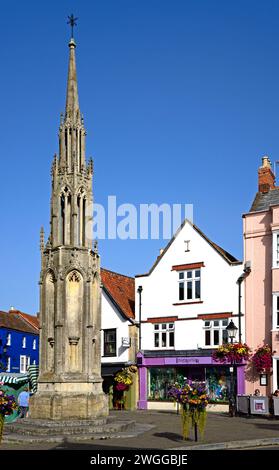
[173,301,203,306]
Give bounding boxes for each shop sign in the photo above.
[175,358,200,364]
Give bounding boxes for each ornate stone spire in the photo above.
[65,38,80,123]
[58,35,86,173]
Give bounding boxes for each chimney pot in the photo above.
[258,156,275,193]
[261,156,271,168]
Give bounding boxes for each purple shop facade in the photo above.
[136,351,246,409]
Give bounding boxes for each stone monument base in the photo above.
[29,378,109,421]
[29,392,108,420]
[29,381,108,420]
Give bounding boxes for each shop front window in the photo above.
[205,366,230,402]
[148,367,205,401]
[148,366,231,402]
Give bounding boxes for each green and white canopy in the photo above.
[0,373,29,384]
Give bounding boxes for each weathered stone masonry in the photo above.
[30,37,108,420]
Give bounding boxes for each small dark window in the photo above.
[103,329,116,357]
[222,329,228,344]
[195,280,201,299]
[213,330,219,345]
[205,330,211,346]
[154,333,159,347]
[179,282,184,300]
[169,332,174,347]
[187,281,192,299]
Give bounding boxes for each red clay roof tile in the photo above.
[101,268,135,320]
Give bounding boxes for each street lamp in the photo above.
[137,286,143,350]
[226,320,238,417]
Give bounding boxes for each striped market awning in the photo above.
[0,365,39,392]
[27,364,39,392]
[0,374,29,384]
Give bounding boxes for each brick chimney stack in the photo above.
[258,156,275,193]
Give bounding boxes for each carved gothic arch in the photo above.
[43,268,57,283]
[60,185,72,197]
[92,270,101,284]
[62,265,86,282]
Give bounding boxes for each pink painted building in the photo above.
[243,156,279,395]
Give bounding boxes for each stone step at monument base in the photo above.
[4,417,135,437]
[2,422,154,445]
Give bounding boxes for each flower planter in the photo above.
[168,380,209,441]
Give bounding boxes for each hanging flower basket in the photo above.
[168,380,209,441]
[115,382,129,391]
[251,344,273,373]
[212,343,251,364]
[114,368,133,387]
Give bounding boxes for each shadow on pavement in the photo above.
[152,432,184,442]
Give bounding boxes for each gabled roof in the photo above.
[101,268,135,322]
[14,310,39,331]
[0,310,39,335]
[250,188,279,213]
[136,219,241,278]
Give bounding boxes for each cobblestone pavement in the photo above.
[1,410,279,450]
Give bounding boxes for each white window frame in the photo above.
[20,355,30,373]
[6,357,11,372]
[33,339,36,350]
[272,293,279,330]
[203,319,229,348]
[154,323,175,349]
[22,337,26,349]
[6,333,11,346]
[178,269,201,302]
[273,231,279,268]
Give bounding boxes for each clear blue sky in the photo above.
[1,0,279,314]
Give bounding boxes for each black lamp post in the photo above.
[226,320,238,417]
[137,286,143,350]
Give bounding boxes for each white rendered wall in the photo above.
[101,290,130,364]
[136,221,244,351]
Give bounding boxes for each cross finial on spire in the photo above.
[67,14,78,39]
